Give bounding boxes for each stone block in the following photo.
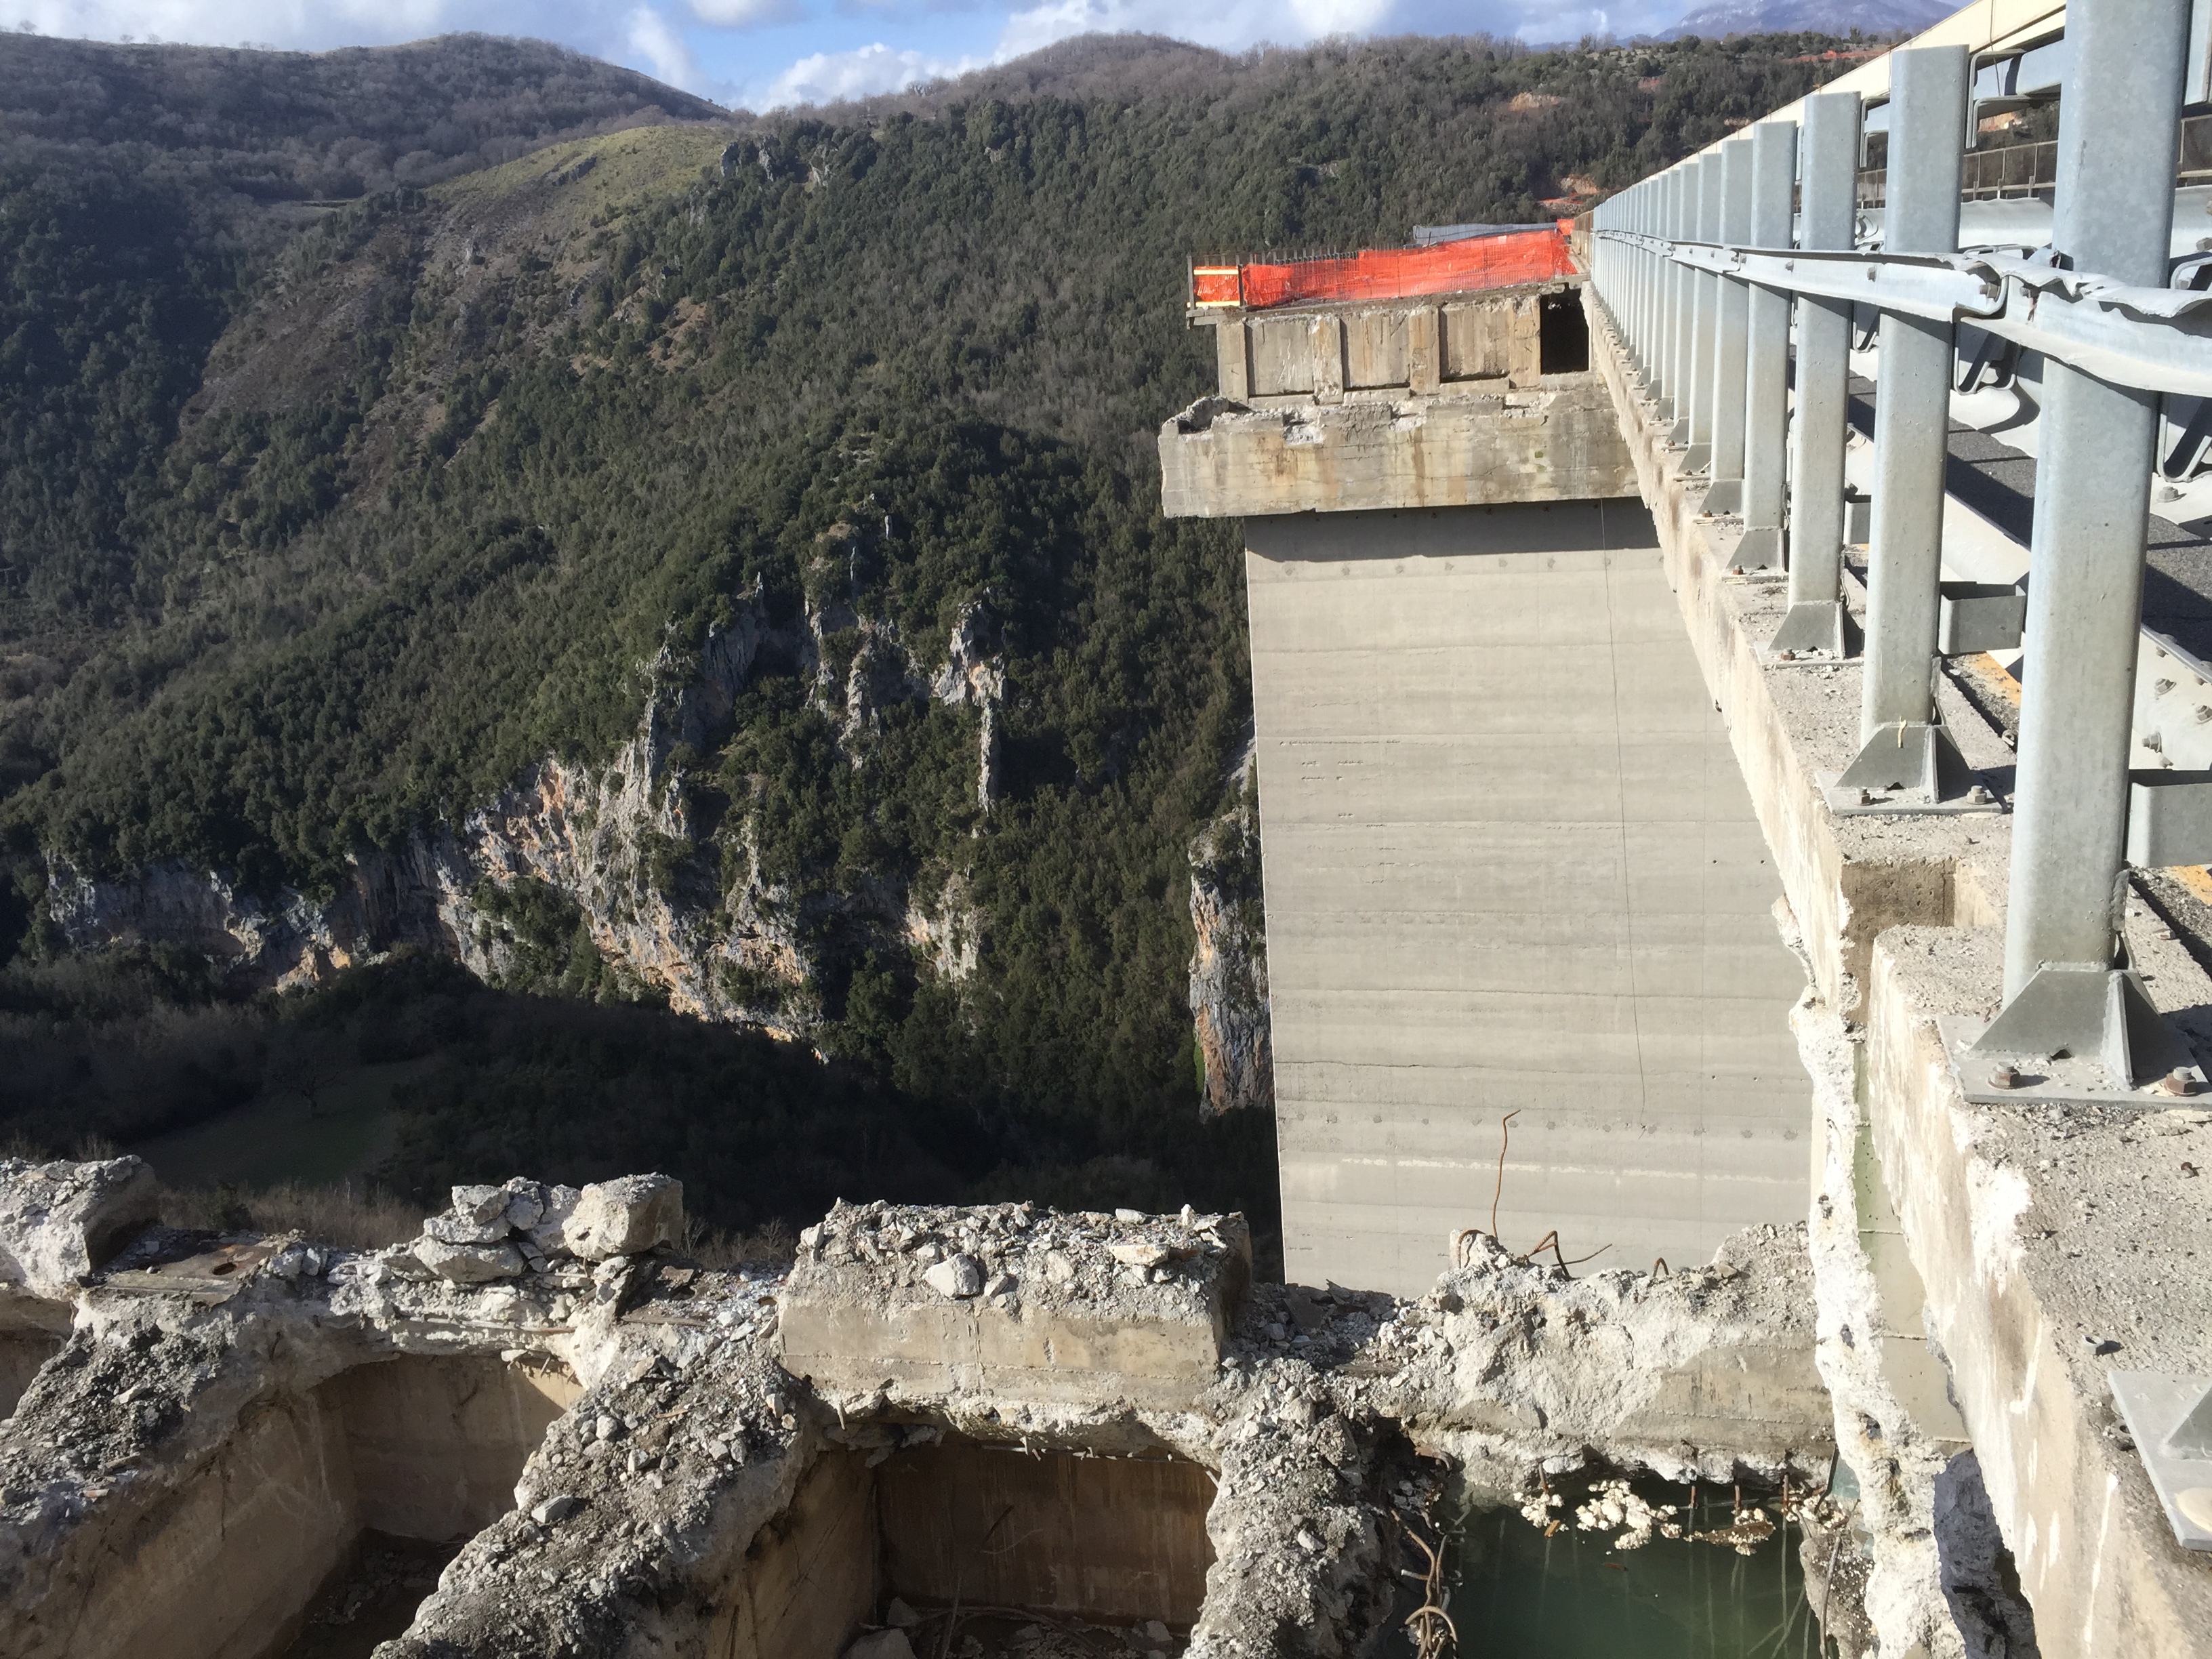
[563,1174,682,1261]
[417,1238,526,1284]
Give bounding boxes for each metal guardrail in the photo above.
[1588,1,2207,1099]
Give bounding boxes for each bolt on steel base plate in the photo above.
[1937,1015,2210,1106]
[1818,773,2005,817]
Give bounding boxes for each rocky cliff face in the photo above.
[1188,795,1272,1117]
[41,570,1004,1041]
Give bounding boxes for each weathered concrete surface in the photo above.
[1385,1225,1833,1486]
[1159,378,1637,518]
[1793,980,1979,1658]
[1868,924,2212,1659]
[1244,499,1810,1295]
[0,1158,158,1319]
[1210,288,1554,403]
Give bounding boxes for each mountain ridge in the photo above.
[0,28,1868,1242]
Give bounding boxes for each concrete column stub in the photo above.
[1408,304,1441,394]
[1311,313,1345,405]
[1215,319,1251,402]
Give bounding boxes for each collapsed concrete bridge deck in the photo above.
[0,1157,1832,1659]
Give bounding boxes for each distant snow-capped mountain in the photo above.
[1663,0,1952,37]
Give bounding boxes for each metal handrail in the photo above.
[1600,232,2212,396]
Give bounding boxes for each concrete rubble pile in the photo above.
[0,1160,1850,1659]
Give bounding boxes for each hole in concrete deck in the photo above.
[1540,290,1589,375]
[73,1352,579,1659]
[716,1437,1216,1658]
[0,1333,64,1418]
[1439,1476,1815,1658]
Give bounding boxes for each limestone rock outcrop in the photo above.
[36,578,1012,1040]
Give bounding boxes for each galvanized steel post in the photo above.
[1976,0,2196,1084]
[1687,154,1721,468]
[1772,91,1860,658]
[1667,167,1694,435]
[1708,137,1754,511]
[1636,182,1656,384]
[1835,45,1975,808]
[1734,121,1795,571]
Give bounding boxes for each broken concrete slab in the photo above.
[776,1201,1253,1412]
[0,1157,158,1323]
[1158,378,1638,518]
[0,1172,1839,1659]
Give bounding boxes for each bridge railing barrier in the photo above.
[1593,0,2212,1553]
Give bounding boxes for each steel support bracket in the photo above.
[1951,959,2200,1098]
[2110,1372,2212,1551]
[1764,600,1858,663]
[1822,720,1999,815]
[2127,771,2212,867]
[1938,581,2028,655]
[1703,479,1744,515]
[1726,527,1783,572]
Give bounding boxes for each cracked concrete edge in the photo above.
[0,1178,1842,1659]
[1792,984,1965,1659]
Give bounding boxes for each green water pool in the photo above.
[1438,1481,1819,1659]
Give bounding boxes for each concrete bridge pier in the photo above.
[1161,278,1811,1296]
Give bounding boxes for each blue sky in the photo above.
[12,0,1702,111]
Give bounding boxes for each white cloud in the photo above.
[760,39,978,107]
[687,0,800,25]
[1286,0,1396,32]
[994,0,1416,58]
[626,4,709,87]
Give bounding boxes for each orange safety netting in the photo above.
[1193,222,1577,310]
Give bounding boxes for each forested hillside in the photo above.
[0,29,1862,1258]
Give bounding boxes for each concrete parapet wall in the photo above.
[1867,927,2212,1658]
